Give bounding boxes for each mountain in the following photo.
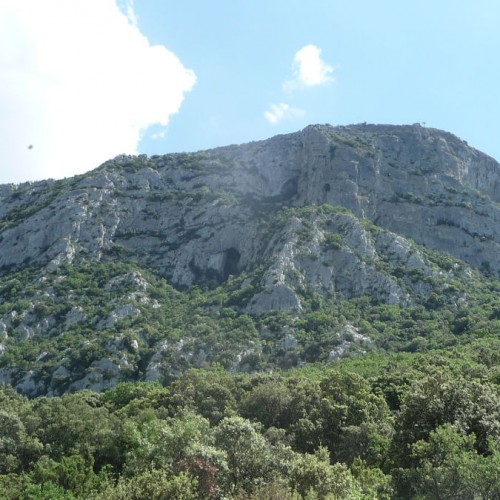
[1,123,500,396]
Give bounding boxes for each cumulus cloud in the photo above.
[284,44,335,92]
[264,103,305,125]
[0,0,196,184]
[117,0,138,26]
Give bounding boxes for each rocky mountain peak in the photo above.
[1,123,500,395]
[1,123,499,283]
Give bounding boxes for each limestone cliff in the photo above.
[1,123,499,395]
[1,123,499,285]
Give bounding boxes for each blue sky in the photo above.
[1,0,499,183]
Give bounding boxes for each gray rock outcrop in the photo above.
[1,123,498,284]
[2,122,500,395]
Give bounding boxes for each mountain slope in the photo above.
[1,123,500,280]
[1,123,500,395]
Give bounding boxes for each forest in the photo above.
[2,340,500,499]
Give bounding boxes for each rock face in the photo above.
[1,123,499,284]
[1,123,500,395]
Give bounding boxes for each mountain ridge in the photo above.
[1,123,500,396]
[1,123,500,284]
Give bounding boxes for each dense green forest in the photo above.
[2,342,500,499]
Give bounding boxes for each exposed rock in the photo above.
[51,364,71,380]
[2,123,500,395]
[328,324,373,362]
[1,124,499,284]
[145,341,169,382]
[35,351,49,362]
[193,348,208,367]
[65,306,87,327]
[247,284,301,314]
[281,334,298,351]
[231,347,260,373]
[105,272,149,292]
[337,324,373,344]
[96,304,141,330]
[15,370,39,397]
[16,324,34,340]
[0,369,13,385]
[67,358,124,393]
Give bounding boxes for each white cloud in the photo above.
[264,102,305,125]
[117,0,138,26]
[284,44,335,92]
[0,0,196,184]
[150,127,168,140]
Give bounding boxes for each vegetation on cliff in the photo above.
[2,124,500,497]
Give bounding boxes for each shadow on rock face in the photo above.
[223,247,241,280]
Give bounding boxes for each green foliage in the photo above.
[2,349,500,497]
[2,215,500,390]
[214,416,275,493]
[392,369,500,469]
[289,448,358,498]
[31,455,107,498]
[97,469,199,500]
[242,379,292,428]
[321,232,344,251]
[3,188,500,496]
[395,424,500,499]
[166,369,238,424]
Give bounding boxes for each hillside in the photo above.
[1,123,500,396]
[3,123,500,498]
